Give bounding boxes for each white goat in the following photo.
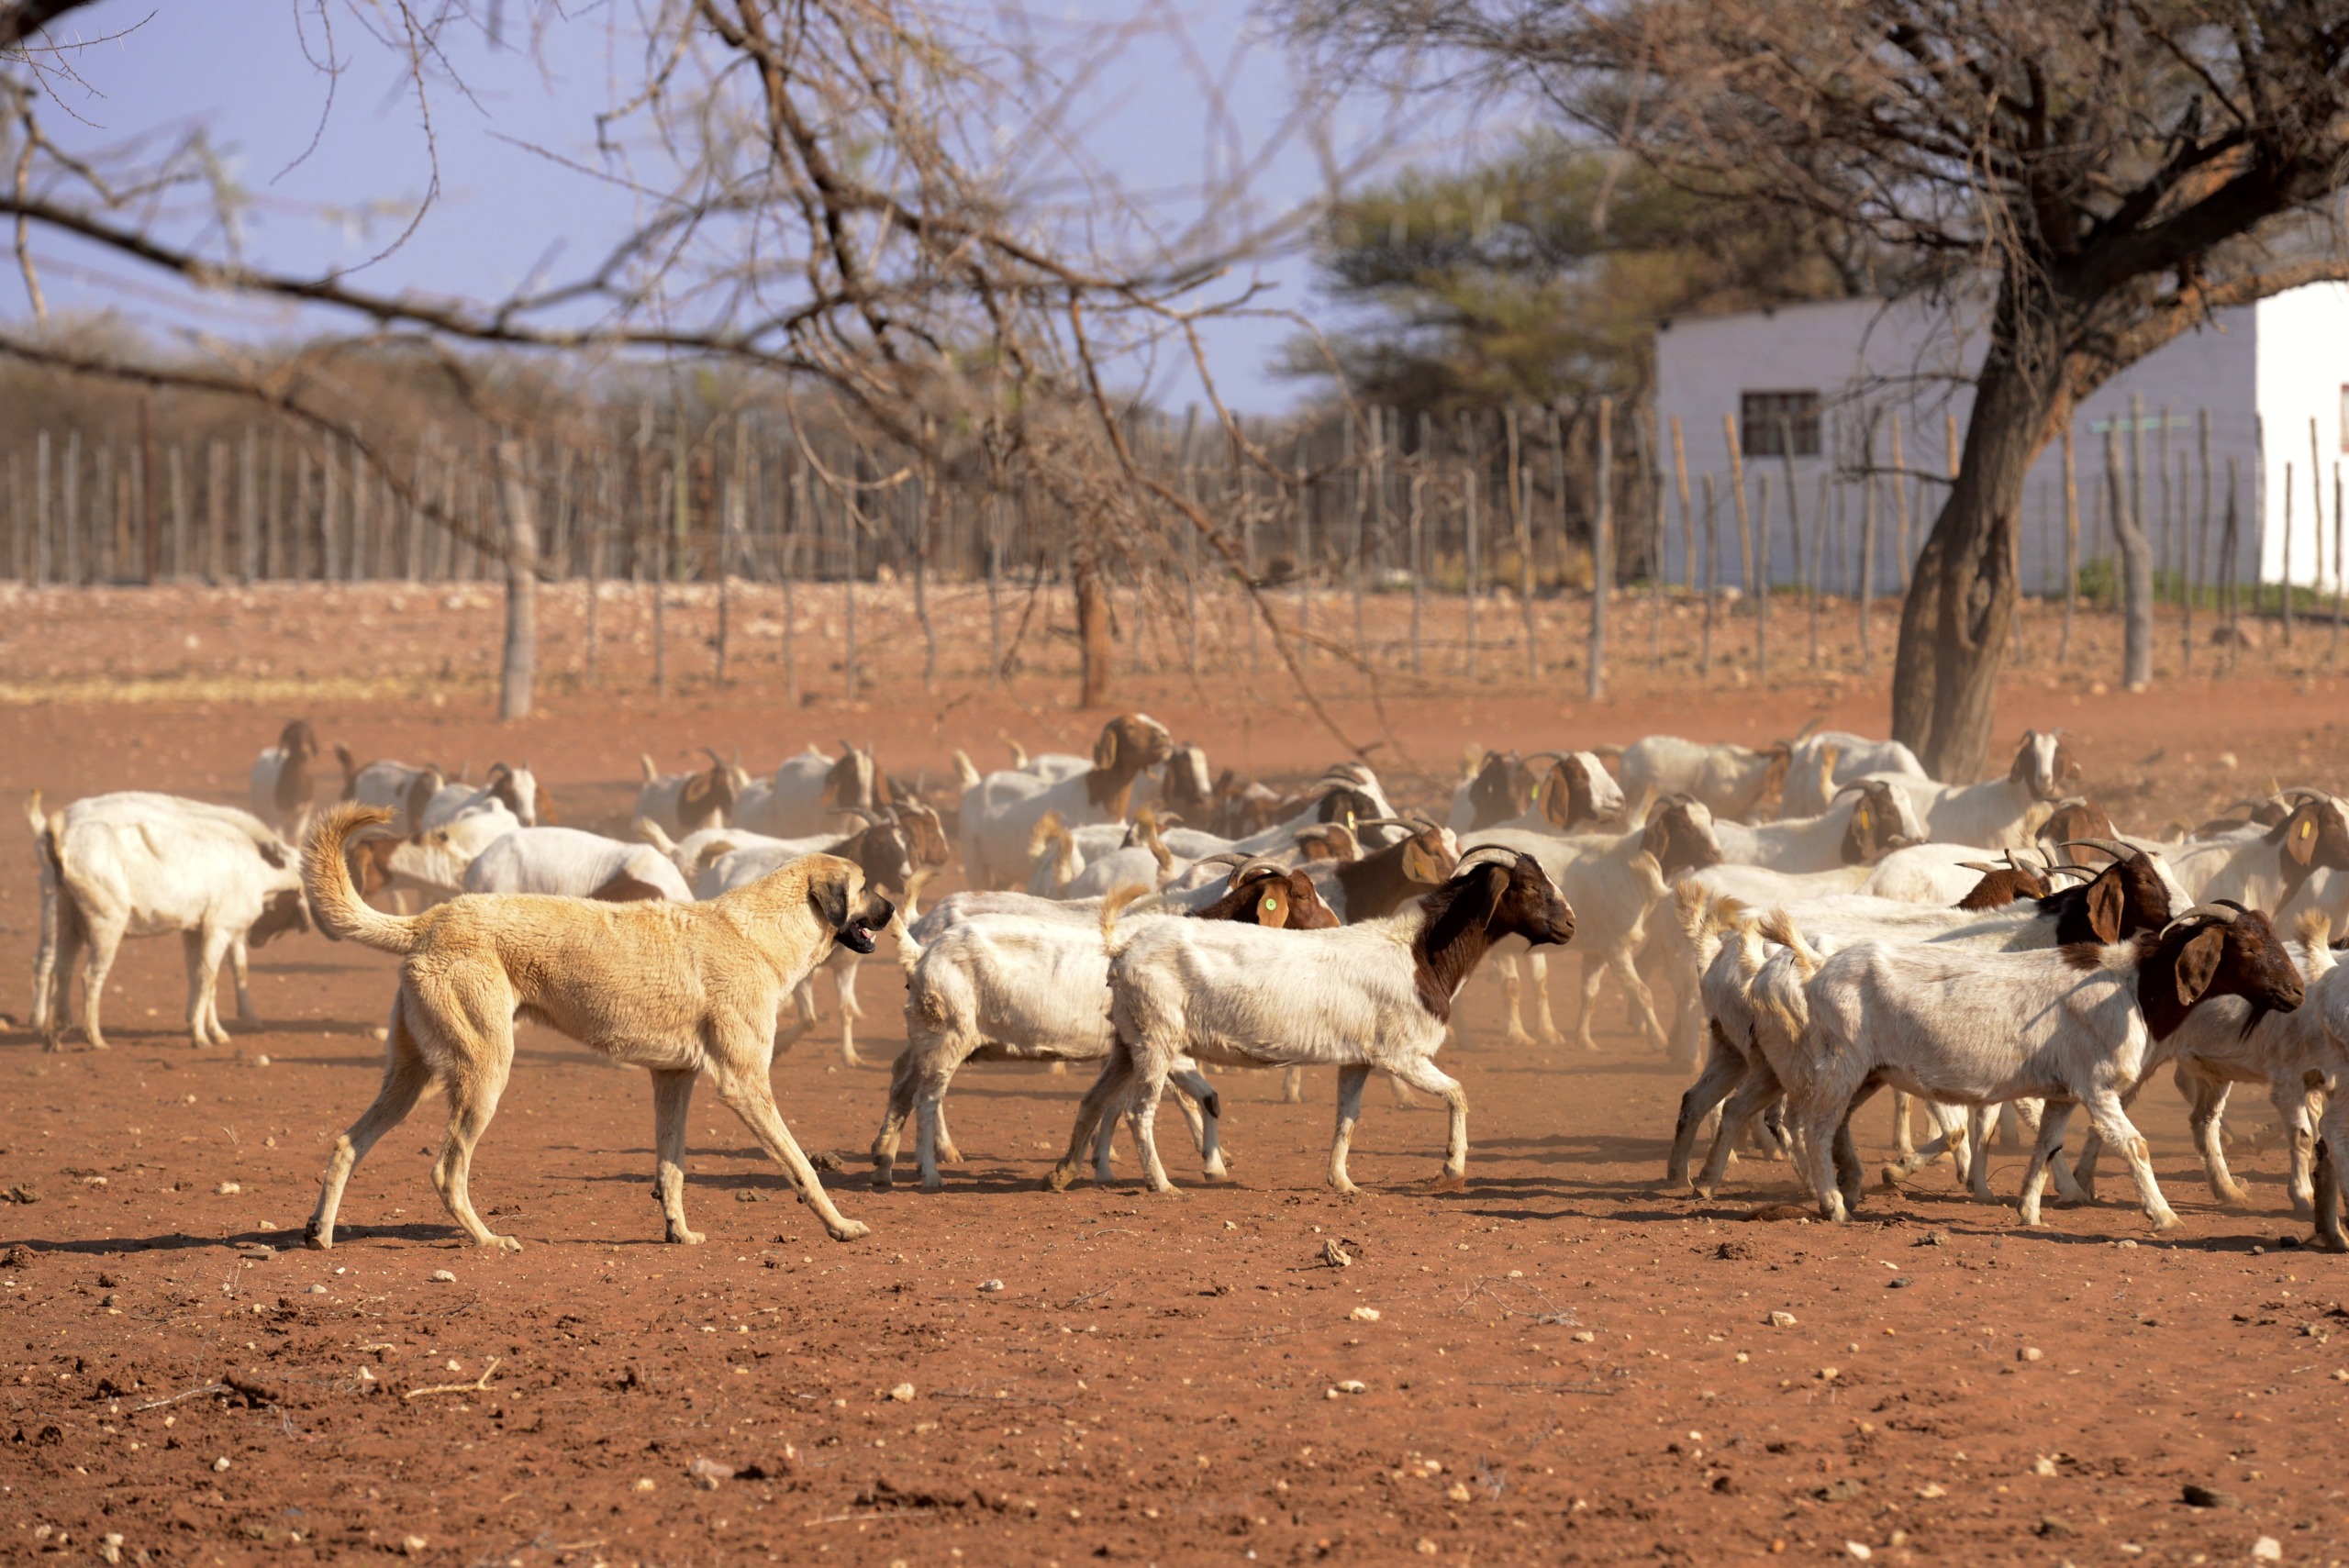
[875,862,1330,1191]
[960,715,1174,889]
[462,827,694,903]
[340,756,446,834]
[419,762,551,829]
[1048,850,1575,1195]
[1776,902,2306,1229]
[1861,728,2077,850]
[737,743,880,838]
[27,791,310,1051]
[1465,796,1724,1051]
[1780,731,1929,817]
[635,752,749,838]
[1612,736,1792,823]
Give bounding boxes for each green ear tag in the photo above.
[1263,895,1278,913]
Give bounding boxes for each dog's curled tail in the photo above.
[305,804,428,955]
[1099,882,1151,958]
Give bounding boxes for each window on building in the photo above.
[1740,391,1821,458]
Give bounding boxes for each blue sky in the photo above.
[18,1,1469,412]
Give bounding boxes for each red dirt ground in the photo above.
[7,586,2349,1568]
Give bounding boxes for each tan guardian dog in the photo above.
[301,804,892,1251]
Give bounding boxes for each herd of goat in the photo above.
[22,710,2349,1244]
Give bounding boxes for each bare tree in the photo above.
[0,0,1395,731]
[1281,0,2349,775]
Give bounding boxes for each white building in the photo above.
[1649,284,2349,595]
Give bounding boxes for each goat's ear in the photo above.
[1476,862,1512,927]
[807,869,852,931]
[1401,835,1444,884]
[1541,771,1572,827]
[2087,870,2126,944]
[2271,804,2321,866]
[2174,925,2226,1006]
[1256,881,1291,929]
[1093,724,1120,769]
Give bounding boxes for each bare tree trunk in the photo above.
[1074,533,1113,707]
[2107,423,2154,690]
[1889,289,2055,780]
[496,438,539,723]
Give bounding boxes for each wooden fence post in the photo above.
[1670,416,1693,595]
[1460,411,1480,678]
[1776,417,1809,667]
[2059,420,2078,662]
[1889,411,1910,591]
[1723,414,1753,596]
[1752,469,1771,681]
[1699,473,1718,678]
[1587,397,1610,700]
[2222,453,2242,672]
[1409,414,1428,677]
[1859,417,1877,673]
[496,436,538,721]
[33,430,48,585]
[1509,406,1536,677]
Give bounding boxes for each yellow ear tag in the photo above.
[2303,820,2315,839]
[1854,806,1871,831]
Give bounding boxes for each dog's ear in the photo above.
[807,866,852,931]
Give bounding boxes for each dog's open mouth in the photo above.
[839,919,879,954]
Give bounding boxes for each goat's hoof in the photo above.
[1199,1167,1231,1184]
[2147,1212,2185,1233]
[938,1146,965,1165]
[918,1178,944,1195]
[664,1228,706,1246]
[827,1219,872,1241]
[302,1222,331,1251]
[872,1175,896,1193]
[2313,1232,2349,1255]
[1041,1168,1077,1193]
[1422,1171,1468,1195]
[485,1234,524,1253]
[2216,1184,2251,1207]
[1330,1181,1360,1197]
[1502,1031,1537,1051]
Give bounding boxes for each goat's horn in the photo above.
[2058,838,2137,861]
[1229,856,1292,885]
[1957,861,2002,874]
[2046,864,2096,884]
